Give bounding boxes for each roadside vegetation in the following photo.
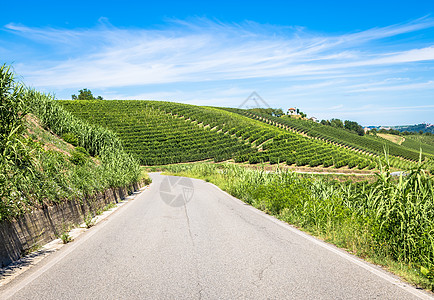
[0,65,145,221]
[165,162,434,291]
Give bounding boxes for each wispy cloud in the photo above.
[3,18,434,88]
[1,17,434,124]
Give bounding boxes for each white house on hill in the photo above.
[288,107,296,115]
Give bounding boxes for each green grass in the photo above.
[0,65,143,221]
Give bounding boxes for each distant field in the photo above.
[402,135,434,156]
[377,133,405,145]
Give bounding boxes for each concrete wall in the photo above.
[0,182,141,267]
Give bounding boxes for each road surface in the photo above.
[1,173,432,299]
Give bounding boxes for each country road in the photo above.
[1,173,432,299]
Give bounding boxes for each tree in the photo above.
[320,120,331,126]
[72,88,103,100]
[330,118,344,129]
[272,108,284,117]
[344,120,364,136]
[249,108,284,117]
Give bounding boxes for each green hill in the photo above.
[393,124,434,134]
[225,108,430,162]
[402,135,434,156]
[58,100,425,171]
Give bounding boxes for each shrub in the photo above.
[69,149,88,166]
[62,132,79,146]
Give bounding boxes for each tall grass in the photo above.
[0,65,143,220]
[166,162,434,289]
[26,89,122,156]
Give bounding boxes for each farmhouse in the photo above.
[287,107,296,115]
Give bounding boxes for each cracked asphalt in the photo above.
[1,173,432,299]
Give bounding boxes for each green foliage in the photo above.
[402,135,434,156]
[60,232,72,244]
[71,88,103,100]
[59,100,383,169]
[378,128,401,135]
[0,64,32,171]
[69,148,89,166]
[248,107,284,117]
[75,146,89,156]
[59,100,257,165]
[62,132,79,146]
[84,212,95,228]
[330,118,344,129]
[233,108,429,165]
[344,120,365,136]
[0,65,142,221]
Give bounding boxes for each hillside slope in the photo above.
[0,65,143,221]
[225,108,431,163]
[60,100,387,170]
[402,135,434,156]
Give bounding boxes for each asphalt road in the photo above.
[1,173,432,299]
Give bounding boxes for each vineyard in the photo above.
[56,100,428,171]
[225,108,430,163]
[402,135,434,156]
[58,101,258,165]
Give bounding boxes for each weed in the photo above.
[60,232,72,244]
[84,213,95,228]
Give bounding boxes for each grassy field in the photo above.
[377,133,405,145]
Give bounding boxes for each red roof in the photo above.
[288,108,296,110]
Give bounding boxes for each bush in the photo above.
[269,156,279,165]
[286,156,296,165]
[248,155,259,164]
[75,146,89,156]
[323,159,333,168]
[69,149,88,166]
[62,132,79,146]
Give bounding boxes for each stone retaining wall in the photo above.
[0,182,142,267]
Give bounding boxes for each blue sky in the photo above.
[1,0,434,126]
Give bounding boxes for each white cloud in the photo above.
[4,17,434,90]
[2,17,434,124]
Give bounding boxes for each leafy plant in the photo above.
[60,232,72,244]
[0,65,143,221]
[84,213,95,228]
[69,149,88,166]
[62,132,78,146]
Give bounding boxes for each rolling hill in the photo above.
[58,100,433,171]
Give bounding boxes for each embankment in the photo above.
[0,182,142,267]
